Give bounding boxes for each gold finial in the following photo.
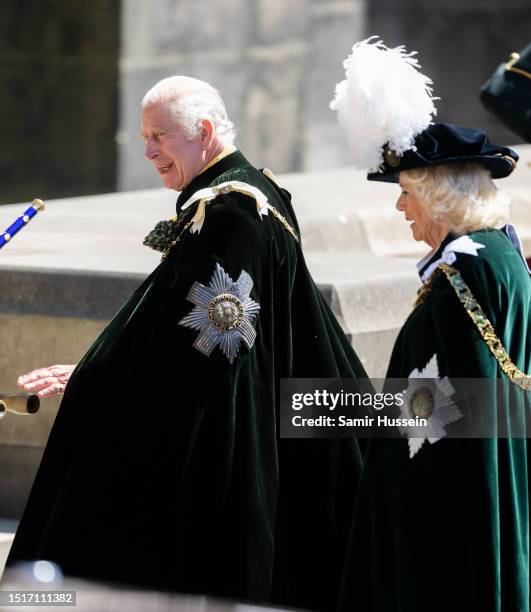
[32,198,45,212]
[506,52,521,70]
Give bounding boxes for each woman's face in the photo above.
[396,177,448,249]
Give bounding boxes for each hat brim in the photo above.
[367,156,516,183]
[364,123,519,182]
[367,155,516,183]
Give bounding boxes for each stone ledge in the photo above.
[0,267,144,320]
[0,445,45,519]
[0,533,14,577]
[0,145,529,275]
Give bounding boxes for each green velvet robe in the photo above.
[6,151,366,611]
[339,229,531,611]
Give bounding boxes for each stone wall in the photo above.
[0,267,142,518]
[0,1,119,205]
[117,0,531,187]
[368,0,531,146]
[1,1,530,204]
[116,0,365,190]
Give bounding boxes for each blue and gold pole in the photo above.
[0,198,45,250]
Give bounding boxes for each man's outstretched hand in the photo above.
[17,365,77,397]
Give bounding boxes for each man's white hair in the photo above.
[401,162,509,235]
[141,76,236,147]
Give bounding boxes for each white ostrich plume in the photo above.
[330,36,438,172]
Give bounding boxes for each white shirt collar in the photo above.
[416,248,438,275]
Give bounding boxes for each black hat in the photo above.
[367,123,519,183]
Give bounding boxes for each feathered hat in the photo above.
[330,37,518,182]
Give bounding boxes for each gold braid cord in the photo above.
[414,273,438,308]
[261,169,299,242]
[268,206,299,243]
[505,52,531,81]
[161,219,193,261]
[439,263,531,391]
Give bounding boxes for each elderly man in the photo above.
[6,77,366,611]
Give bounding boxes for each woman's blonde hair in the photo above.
[401,162,509,234]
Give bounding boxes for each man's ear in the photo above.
[201,118,215,149]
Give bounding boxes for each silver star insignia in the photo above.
[179,263,260,363]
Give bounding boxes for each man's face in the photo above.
[141,103,204,191]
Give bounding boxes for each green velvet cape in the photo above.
[339,229,531,611]
[6,151,367,611]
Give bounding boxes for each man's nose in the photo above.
[145,138,159,160]
[396,196,405,212]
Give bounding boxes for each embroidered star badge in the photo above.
[400,353,462,458]
[178,263,260,363]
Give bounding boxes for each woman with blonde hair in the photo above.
[332,39,531,610]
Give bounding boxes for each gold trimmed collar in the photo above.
[198,145,237,176]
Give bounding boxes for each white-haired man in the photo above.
[7,76,367,611]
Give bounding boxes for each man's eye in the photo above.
[141,132,164,142]
[401,190,408,197]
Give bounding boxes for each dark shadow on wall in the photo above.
[367,0,531,146]
[0,1,120,205]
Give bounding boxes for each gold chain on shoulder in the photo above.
[261,168,299,242]
[161,220,193,261]
[268,205,299,242]
[414,269,442,308]
[438,263,531,391]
